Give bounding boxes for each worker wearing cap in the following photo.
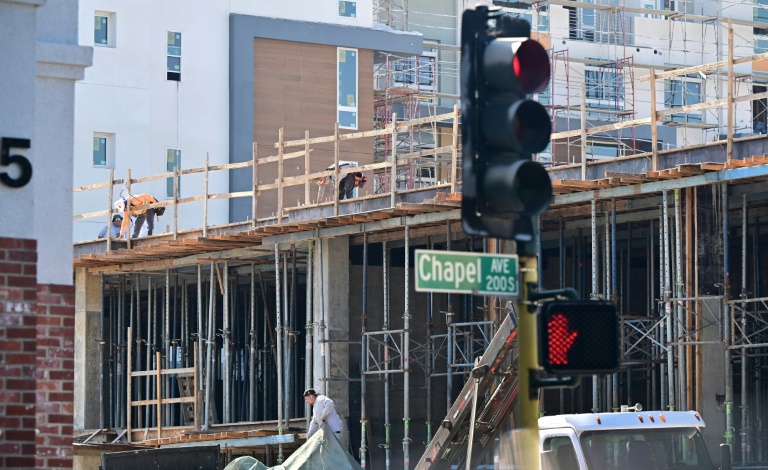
[303,388,343,439]
[97,214,123,239]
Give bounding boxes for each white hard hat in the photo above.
[114,198,126,212]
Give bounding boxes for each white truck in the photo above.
[539,408,719,470]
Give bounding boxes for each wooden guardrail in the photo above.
[73,106,462,249]
[126,326,199,443]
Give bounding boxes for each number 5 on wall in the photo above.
[1,137,32,188]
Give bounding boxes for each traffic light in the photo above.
[461,6,553,242]
[537,300,619,375]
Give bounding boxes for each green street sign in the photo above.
[415,249,519,296]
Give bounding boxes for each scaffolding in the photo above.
[71,1,768,467]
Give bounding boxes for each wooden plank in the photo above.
[554,179,600,189]
[604,171,652,182]
[73,179,125,192]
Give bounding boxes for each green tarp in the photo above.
[225,424,362,470]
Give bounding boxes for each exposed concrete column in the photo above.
[312,236,350,431]
[74,267,103,429]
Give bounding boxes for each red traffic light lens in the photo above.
[483,38,550,95]
[511,40,550,94]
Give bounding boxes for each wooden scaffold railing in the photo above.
[73,106,462,248]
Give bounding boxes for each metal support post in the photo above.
[250,264,257,421]
[723,183,734,447]
[204,265,215,430]
[591,199,599,411]
[305,242,313,429]
[663,190,675,410]
[741,194,749,462]
[674,190,686,410]
[275,244,285,463]
[383,240,391,470]
[611,200,619,411]
[403,225,411,469]
[223,263,230,423]
[360,233,369,468]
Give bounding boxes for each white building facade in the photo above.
[73,0,421,241]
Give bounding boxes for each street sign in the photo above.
[415,249,519,296]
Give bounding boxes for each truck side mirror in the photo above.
[720,443,732,470]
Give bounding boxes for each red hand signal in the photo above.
[547,313,578,365]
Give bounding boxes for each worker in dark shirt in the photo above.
[338,172,367,200]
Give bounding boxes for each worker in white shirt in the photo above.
[303,388,344,440]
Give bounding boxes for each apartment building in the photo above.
[73,0,422,241]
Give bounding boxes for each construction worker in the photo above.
[303,388,343,440]
[114,193,162,238]
[338,172,367,200]
[97,214,123,239]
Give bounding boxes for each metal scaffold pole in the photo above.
[223,262,231,423]
[305,242,313,430]
[403,225,411,469]
[383,240,391,470]
[663,189,675,410]
[360,233,369,468]
[591,199,599,411]
[723,182,734,448]
[165,270,171,426]
[204,265,216,430]
[611,200,618,411]
[674,190,686,410]
[741,193,749,463]
[446,221,453,412]
[250,263,257,422]
[275,244,285,463]
[659,199,667,411]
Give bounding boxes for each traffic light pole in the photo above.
[517,251,541,470]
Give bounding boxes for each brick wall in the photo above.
[36,284,75,468]
[0,237,38,469]
[0,237,75,469]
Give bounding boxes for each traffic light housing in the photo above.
[537,300,620,375]
[461,6,553,242]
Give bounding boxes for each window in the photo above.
[543,436,579,469]
[337,48,358,129]
[757,0,768,22]
[585,66,624,107]
[339,1,357,18]
[393,49,437,92]
[580,429,714,469]
[166,149,181,198]
[587,141,620,159]
[94,12,116,47]
[167,31,182,81]
[93,133,114,168]
[665,78,702,123]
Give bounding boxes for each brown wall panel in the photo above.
[253,38,374,217]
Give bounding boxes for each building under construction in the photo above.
[70,1,768,469]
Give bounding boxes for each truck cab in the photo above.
[538,410,716,470]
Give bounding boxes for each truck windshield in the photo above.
[579,428,715,470]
